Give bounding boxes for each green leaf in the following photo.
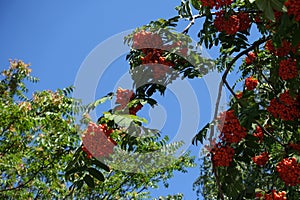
[192,123,210,145]
[84,174,95,188]
[271,0,287,12]
[190,0,201,10]
[249,0,256,3]
[91,159,110,172]
[87,167,105,182]
[65,166,86,178]
[85,92,114,113]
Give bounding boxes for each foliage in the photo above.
[0,60,81,199]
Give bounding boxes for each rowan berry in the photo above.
[252,152,269,166]
[245,76,258,90]
[253,126,264,142]
[217,110,247,144]
[279,58,298,80]
[285,0,300,21]
[264,190,287,200]
[132,30,163,49]
[82,122,116,158]
[214,11,239,35]
[238,12,251,32]
[245,52,256,65]
[211,144,235,167]
[267,90,299,121]
[276,157,300,186]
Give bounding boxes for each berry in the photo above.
[265,40,296,57]
[245,52,256,65]
[252,152,269,166]
[267,90,299,121]
[199,0,232,9]
[264,190,287,200]
[253,126,264,142]
[276,157,300,186]
[82,146,93,159]
[245,76,258,90]
[238,12,251,32]
[132,30,163,49]
[236,91,243,99]
[82,122,116,159]
[214,11,239,35]
[217,110,247,144]
[211,144,235,167]
[289,143,300,151]
[285,0,300,21]
[116,88,134,108]
[279,58,298,80]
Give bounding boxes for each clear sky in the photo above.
[0,1,228,199]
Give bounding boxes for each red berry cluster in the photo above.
[267,90,299,121]
[265,40,296,57]
[245,52,256,65]
[82,122,116,159]
[263,190,287,200]
[82,146,93,159]
[211,144,235,167]
[116,88,143,115]
[276,157,300,186]
[199,0,232,9]
[214,11,251,35]
[285,0,300,21]
[132,30,163,49]
[252,152,270,166]
[116,88,134,107]
[245,76,258,91]
[238,12,251,32]
[279,58,298,80]
[236,91,243,99]
[253,126,264,142]
[217,110,247,144]
[140,48,175,79]
[289,143,300,151]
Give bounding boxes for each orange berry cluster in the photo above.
[211,144,235,167]
[133,31,187,80]
[140,48,175,79]
[132,30,163,49]
[279,58,298,80]
[199,0,232,9]
[285,0,300,21]
[253,126,264,142]
[217,110,247,144]
[116,88,143,115]
[236,91,243,99]
[276,157,300,186]
[214,11,251,35]
[82,122,116,159]
[245,52,256,65]
[252,152,270,166]
[267,90,299,121]
[263,190,287,200]
[245,76,258,91]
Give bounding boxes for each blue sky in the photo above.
[0,1,229,199]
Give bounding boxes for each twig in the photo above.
[182,14,204,34]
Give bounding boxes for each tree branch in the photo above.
[182,14,204,34]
